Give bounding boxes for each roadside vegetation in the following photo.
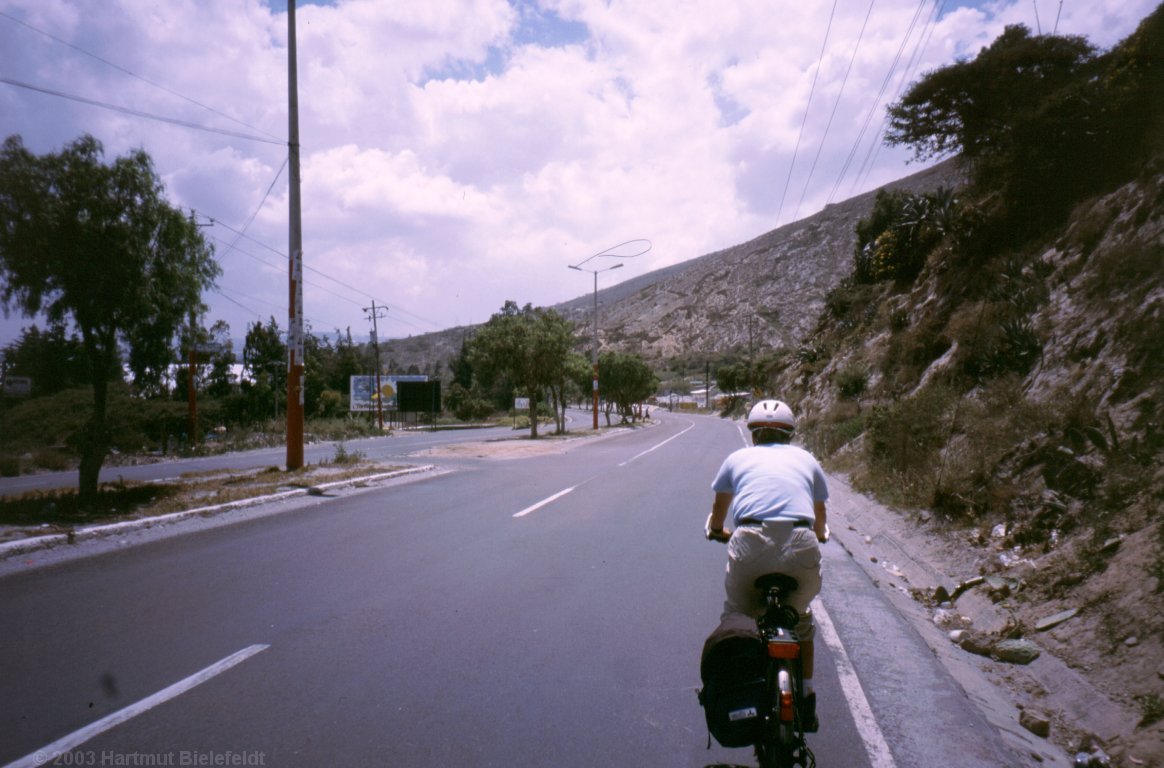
[0,442,390,532]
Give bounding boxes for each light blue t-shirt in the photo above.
[711,443,829,526]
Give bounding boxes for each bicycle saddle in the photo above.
[754,573,799,595]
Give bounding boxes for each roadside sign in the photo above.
[350,374,427,411]
[2,376,31,397]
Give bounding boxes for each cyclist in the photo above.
[706,399,829,730]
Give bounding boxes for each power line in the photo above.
[0,8,281,142]
[777,0,839,226]
[793,0,877,221]
[826,0,931,205]
[0,77,284,146]
[851,0,945,194]
[206,229,438,335]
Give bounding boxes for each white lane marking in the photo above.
[6,644,270,768]
[513,418,695,517]
[735,422,750,446]
[814,603,897,768]
[513,486,577,518]
[618,419,696,466]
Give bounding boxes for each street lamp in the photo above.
[568,239,651,430]
[569,262,623,429]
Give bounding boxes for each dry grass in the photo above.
[0,459,403,536]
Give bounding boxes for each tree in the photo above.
[550,352,590,433]
[0,135,219,502]
[598,351,658,425]
[884,25,1114,232]
[715,361,752,413]
[885,25,1096,165]
[242,317,286,420]
[1,322,92,397]
[203,320,237,399]
[468,301,575,438]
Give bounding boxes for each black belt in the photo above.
[738,517,811,528]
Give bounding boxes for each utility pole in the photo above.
[706,360,710,410]
[364,301,388,430]
[286,0,305,469]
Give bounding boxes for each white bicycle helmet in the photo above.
[746,399,796,434]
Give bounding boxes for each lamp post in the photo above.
[569,262,623,429]
[567,239,650,429]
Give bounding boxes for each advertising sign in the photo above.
[349,375,428,411]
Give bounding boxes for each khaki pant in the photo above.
[722,520,822,640]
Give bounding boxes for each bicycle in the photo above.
[703,526,820,768]
[752,570,815,768]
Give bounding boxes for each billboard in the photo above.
[398,380,441,413]
[349,375,428,412]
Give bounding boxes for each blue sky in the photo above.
[0,0,1157,349]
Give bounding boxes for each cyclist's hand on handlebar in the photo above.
[704,512,731,542]
[706,527,732,543]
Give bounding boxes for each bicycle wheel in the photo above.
[755,665,798,768]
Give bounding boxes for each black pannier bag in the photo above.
[698,614,767,748]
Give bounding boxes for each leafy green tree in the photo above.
[0,135,219,502]
[1,322,92,397]
[549,351,590,433]
[715,361,752,413]
[449,338,474,390]
[885,25,1096,165]
[468,301,575,438]
[302,325,330,417]
[329,328,366,394]
[598,351,658,425]
[203,320,237,399]
[173,317,235,403]
[242,317,286,421]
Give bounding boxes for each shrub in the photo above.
[854,189,956,284]
[950,302,1043,382]
[862,385,958,507]
[825,279,883,331]
[803,403,865,460]
[835,365,868,399]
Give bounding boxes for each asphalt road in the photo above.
[1,411,1022,767]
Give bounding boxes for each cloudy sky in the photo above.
[0,0,1156,348]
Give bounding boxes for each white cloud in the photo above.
[0,0,1157,347]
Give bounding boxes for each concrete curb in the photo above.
[0,464,436,561]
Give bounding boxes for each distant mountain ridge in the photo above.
[380,160,963,372]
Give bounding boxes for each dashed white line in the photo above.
[814,603,897,768]
[619,419,696,465]
[6,644,270,768]
[513,486,578,518]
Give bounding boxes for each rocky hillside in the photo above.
[561,162,964,363]
[380,159,963,375]
[771,160,1164,766]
